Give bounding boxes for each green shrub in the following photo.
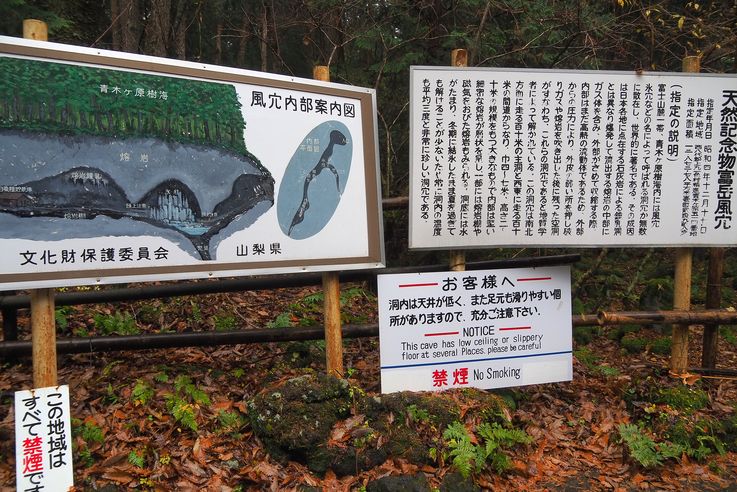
[650,337,672,355]
[94,312,140,335]
[656,385,709,412]
[213,314,237,332]
[621,334,647,354]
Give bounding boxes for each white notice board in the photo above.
[409,66,737,249]
[378,266,572,393]
[0,36,384,290]
[15,385,74,491]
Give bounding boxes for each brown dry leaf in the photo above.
[193,436,213,465]
[99,452,129,468]
[101,470,135,484]
[183,459,209,478]
[322,469,340,490]
[329,414,366,445]
[212,400,233,412]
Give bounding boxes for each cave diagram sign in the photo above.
[378,266,572,393]
[0,37,383,289]
[409,66,737,249]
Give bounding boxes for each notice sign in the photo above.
[378,266,572,393]
[15,385,74,491]
[409,67,737,249]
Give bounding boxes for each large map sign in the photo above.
[0,37,383,289]
[409,66,736,249]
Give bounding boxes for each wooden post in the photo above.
[22,19,57,387]
[702,247,724,368]
[313,65,344,377]
[23,19,48,41]
[449,48,468,272]
[31,289,57,386]
[670,55,700,375]
[670,248,692,374]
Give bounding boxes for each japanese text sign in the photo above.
[0,36,384,290]
[409,66,737,249]
[15,385,74,491]
[378,266,572,393]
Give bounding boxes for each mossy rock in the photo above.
[309,446,388,476]
[282,341,325,368]
[247,373,352,465]
[439,472,480,492]
[357,392,461,466]
[365,473,430,492]
[468,389,512,423]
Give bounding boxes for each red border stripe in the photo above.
[516,277,552,281]
[498,326,531,331]
[424,331,459,337]
[398,282,438,288]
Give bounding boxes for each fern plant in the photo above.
[477,422,533,473]
[618,423,686,468]
[442,421,532,478]
[163,375,211,432]
[131,379,154,406]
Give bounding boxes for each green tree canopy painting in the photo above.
[0,56,254,159]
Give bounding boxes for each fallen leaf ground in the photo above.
[1,278,736,491]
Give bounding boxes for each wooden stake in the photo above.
[322,272,343,377]
[23,19,57,388]
[31,288,57,387]
[670,55,699,375]
[23,19,48,41]
[702,247,724,368]
[313,65,344,377]
[449,49,468,272]
[671,248,692,374]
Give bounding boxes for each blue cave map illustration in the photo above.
[277,121,352,240]
[0,56,274,260]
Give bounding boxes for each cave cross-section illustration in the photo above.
[0,56,274,261]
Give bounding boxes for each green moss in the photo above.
[650,337,672,355]
[621,334,647,354]
[656,385,709,412]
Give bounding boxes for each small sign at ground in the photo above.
[15,385,74,491]
[378,266,572,393]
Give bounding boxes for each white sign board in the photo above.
[409,67,737,249]
[0,36,383,290]
[378,266,572,393]
[15,385,74,491]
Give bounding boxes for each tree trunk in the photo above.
[171,2,195,60]
[260,2,268,71]
[144,0,171,57]
[110,0,121,51]
[237,14,249,67]
[215,22,223,65]
[120,0,143,53]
